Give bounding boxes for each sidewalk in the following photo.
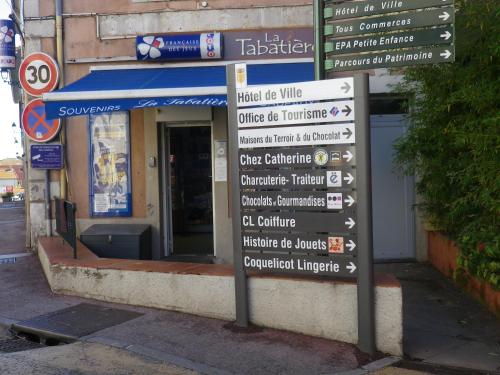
[376,263,500,374]
[0,254,389,375]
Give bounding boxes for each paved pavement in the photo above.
[376,263,500,374]
[0,341,196,375]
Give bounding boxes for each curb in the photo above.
[0,316,19,330]
[11,323,78,343]
[331,356,402,375]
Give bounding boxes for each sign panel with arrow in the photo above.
[326,0,454,20]
[236,78,354,107]
[242,233,358,256]
[327,7,454,38]
[238,146,356,169]
[327,26,454,55]
[237,100,355,128]
[240,169,355,189]
[327,46,455,72]
[243,253,358,278]
[238,123,355,148]
[241,211,357,233]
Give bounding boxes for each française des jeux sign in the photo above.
[0,19,16,69]
[137,33,222,61]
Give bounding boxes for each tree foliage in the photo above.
[394,0,500,288]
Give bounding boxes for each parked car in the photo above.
[11,192,24,201]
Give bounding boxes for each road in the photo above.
[0,202,27,256]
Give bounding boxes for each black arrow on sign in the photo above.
[341,82,351,94]
[342,105,352,116]
[343,128,353,139]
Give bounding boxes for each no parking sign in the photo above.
[22,99,61,142]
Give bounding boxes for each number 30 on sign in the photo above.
[19,52,60,97]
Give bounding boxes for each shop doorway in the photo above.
[161,125,214,260]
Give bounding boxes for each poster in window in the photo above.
[88,112,132,217]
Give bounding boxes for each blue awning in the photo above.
[43,61,314,119]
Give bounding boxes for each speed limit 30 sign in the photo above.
[19,52,59,97]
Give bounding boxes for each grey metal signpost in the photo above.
[226,64,249,327]
[353,73,375,354]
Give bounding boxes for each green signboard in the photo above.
[326,6,454,38]
[326,26,454,55]
[325,0,454,21]
[322,0,455,72]
[325,46,454,72]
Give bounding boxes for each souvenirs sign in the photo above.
[324,0,455,72]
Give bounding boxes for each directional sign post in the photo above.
[324,0,455,72]
[227,64,373,339]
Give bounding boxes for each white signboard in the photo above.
[237,78,354,107]
[214,140,228,182]
[238,123,355,149]
[237,100,354,128]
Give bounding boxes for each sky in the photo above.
[0,1,22,160]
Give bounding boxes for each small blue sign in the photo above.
[0,19,16,69]
[136,32,223,61]
[31,144,64,169]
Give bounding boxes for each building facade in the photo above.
[21,0,423,263]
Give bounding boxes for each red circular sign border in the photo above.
[22,98,61,143]
[19,52,60,97]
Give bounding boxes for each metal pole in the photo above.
[226,64,249,327]
[313,0,325,80]
[45,170,52,236]
[354,73,375,354]
[55,0,67,200]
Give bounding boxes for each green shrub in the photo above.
[394,0,500,289]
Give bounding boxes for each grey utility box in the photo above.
[80,224,152,260]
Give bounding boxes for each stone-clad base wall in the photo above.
[38,237,403,355]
